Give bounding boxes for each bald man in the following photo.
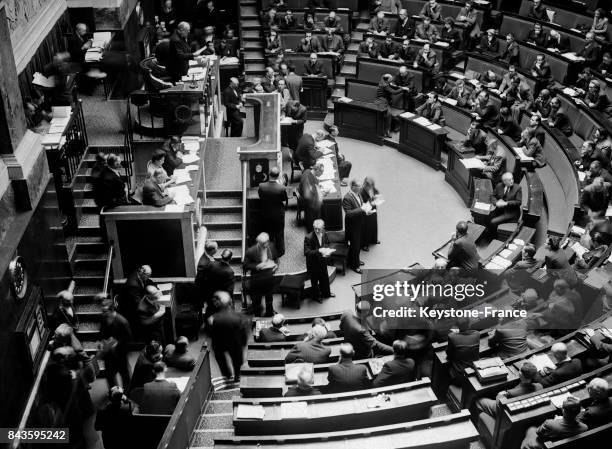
[222,77,244,136]
[68,23,92,64]
[578,378,612,428]
[534,343,583,388]
[326,343,371,393]
[243,233,278,317]
[169,22,198,81]
[208,291,249,381]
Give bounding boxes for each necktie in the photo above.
[354,191,362,206]
[504,187,509,197]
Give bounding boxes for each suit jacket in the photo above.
[303,60,324,76]
[243,243,278,283]
[446,330,480,378]
[463,129,488,155]
[578,42,601,67]
[140,379,181,414]
[259,326,287,342]
[120,271,155,320]
[210,308,248,351]
[95,166,127,208]
[536,358,583,388]
[448,235,479,270]
[505,381,543,398]
[342,191,366,240]
[327,360,371,393]
[258,181,288,226]
[472,101,499,127]
[549,109,573,136]
[304,231,330,272]
[164,347,196,371]
[67,33,87,64]
[296,134,318,167]
[489,328,528,358]
[579,397,612,428]
[393,18,413,38]
[131,351,156,391]
[222,86,242,120]
[142,179,173,207]
[501,41,520,65]
[490,183,522,218]
[285,72,303,101]
[523,418,587,448]
[168,31,193,80]
[206,261,235,296]
[195,255,214,298]
[415,23,439,41]
[285,341,331,364]
[296,37,322,53]
[322,35,344,53]
[372,357,416,388]
[340,311,392,359]
[369,17,389,33]
[479,36,500,54]
[298,169,321,210]
[284,385,321,396]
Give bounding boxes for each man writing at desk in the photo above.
[143,168,176,207]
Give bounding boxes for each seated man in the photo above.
[379,36,399,60]
[137,286,166,344]
[303,53,324,76]
[326,125,352,186]
[447,221,479,270]
[258,313,288,342]
[505,244,538,292]
[489,320,528,359]
[545,29,569,53]
[520,396,587,449]
[321,29,345,63]
[369,11,389,35]
[284,324,331,364]
[359,36,380,59]
[143,168,175,207]
[279,9,297,30]
[476,362,541,418]
[415,91,443,124]
[497,106,522,141]
[323,10,343,34]
[326,343,371,393]
[475,141,506,185]
[296,32,322,53]
[139,361,181,414]
[477,28,499,55]
[163,336,196,371]
[413,43,438,72]
[574,232,608,270]
[577,33,601,68]
[580,176,611,218]
[462,120,488,155]
[547,97,573,136]
[528,0,549,22]
[284,367,321,397]
[518,128,546,168]
[296,131,324,168]
[534,342,583,388]
[498,33,520,66]
[446,317,480,383]
[372,340,416,388]
[578,378,612,428]
[471,90,499,127]
[340,301,393,359]
[415,16,439,42]
[449,78,470,107]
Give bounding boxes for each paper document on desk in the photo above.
[185,165,199,172]
[157,283,173,292]
[550,392,573,409]
[337,96,353,103]
[561,52,584,61]
[33,72,57,88]
[85,50,102,62]
[514,147,534,161]
[473,201,492,212]
[499,249,513,258]
[189,60,199,66]
[92,32,112,48]
[570,226,586,236]
[236,404,265,420]
[280,402,308,419]
[173,170,192,185]
[571,242,589,258]
[400,111,416,119]
[280,117,293,124]
[491,256,512,269]
[164,204,184,212]
[182,73,205,81]
[562,87,578,97]
[181,153,200,164]
[316,139,335,149]
[485,260,505,270]
[41,133,63,146]
[460,158,485,170]
[529,354,556,372]
[443,97,458,106]
[52,106,72,118]
[507,243,518,251]
[170,376,189,393]
[413,116,432,126]
[319,180,337,193]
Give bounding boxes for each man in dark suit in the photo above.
[471,90,499,127]
[578,33,601,68]
[298,163,323,233]
[578,378,612,428]
[304,53,324,76]
[99,296,132,390]
[285,324,331,363]
[476,362,542,418]
[489,322,528,359]
[163,336,196,371]
[392,9,413,39]
[208,291,248,380]
[119,265,155,326]
[258,167,288,256]
[506,244,538,292]
[168,22,198,82]
[296,132,319,168]
[284,367,321,397]
[284,100,308,149]
[446,317,480,383]
[462,120,488,155]
[535,342,583,388]
[447,221,479,270]
[304,219,335,303]
[222,77,244,137]
[326,343,371,393]
[243,233,278,317]
[343,179,369,274]
[488,172,522,236]
[94,154,128,209]
[372,340,416,388]
[205,250,235,318]
[139,362,181,414]
[195,240,218,314]
[130,341,162,392]
[258,314,287,342]
[340,302,393,359]
[521,396,587,449]
[143,169,175,207]
[67,23,92,65]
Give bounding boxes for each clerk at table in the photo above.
[168,22,200,82]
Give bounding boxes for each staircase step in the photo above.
[206,229,243,246]
[76,197,99,212]
[344,53,357,64]
[242,30,261,40]
[191,429,234,449]
[73,242,107,261]
[73,182,95,199]
[74,279,105,296]
[244,41,263,50]
[244,51,265,63]
[240,0,256,5]
[78,213,101,236]
[205,400,233,414]
[335,76,346,87]
[202,212,242,223]
[331,87,345,98]
[76,302,103,317]
[347,42,360,53]
[241,20,262,30]
[241,6,258,17]
[75,321,101,340]
[211,387,240,400]
[198,413,234,429]
[206,190,242,198]
[245,63,266,74]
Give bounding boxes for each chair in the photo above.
[279,272,308,309]
[84,68,109,99]
[289,148,303,183]
[293,190,305,225]
[327,230,349,275]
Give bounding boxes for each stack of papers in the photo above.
[435,41,450,48]
[85,48,103,62]
[443,97,458,106]
[337,96,353,103]
[280,117,294,125]
[167,184,194,205]
[550,392,573,409]
[570,226,586,236]
[460,158,486,170]
[172,169,192,185]
[236,404,265,420]
[413,116,432,126]
[491,255,513,269]
[514,147,534,162]
[562,87,578,97]
[157,283,173,292]
[319,179,337,194]
[473,201,491,212]
[181,153,200,164]
[561,52,584,62]
[529,354,556,371]
[499,248,513,258]
[33,72,57,88]
[170,376,189,393]
[319,247,336,256]
[164,204,184,212]
[92,32,112,49]
[400,111,416,119]
[427,123,442,131]
[316,139,335,149]
[571,242,589,258]
[317,158,336,181]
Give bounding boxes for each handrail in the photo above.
[103,242,114,297]
[241,160,249,262]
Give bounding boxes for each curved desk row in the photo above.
[232,379,436,435]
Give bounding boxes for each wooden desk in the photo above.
[215,410,479,449]
[334,98,386,144]
[232,380,437,435]
[301,75,328,117]
[247,342,342,367]
[252,313,342,342]
[398,112,448,170]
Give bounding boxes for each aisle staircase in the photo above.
[240,0,266,78]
